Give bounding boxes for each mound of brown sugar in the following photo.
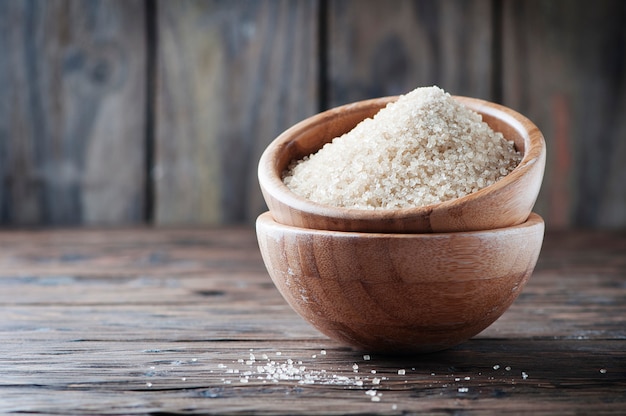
[283,86,521,209]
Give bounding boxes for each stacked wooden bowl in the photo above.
[256,96,546,353]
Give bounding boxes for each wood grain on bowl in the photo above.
[256,212,545,353]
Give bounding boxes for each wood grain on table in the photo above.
[0,228,624,414]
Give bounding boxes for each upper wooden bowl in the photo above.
[258,96,546,233]
[256,211,545,353]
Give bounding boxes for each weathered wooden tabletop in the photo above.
[0,227,624,415]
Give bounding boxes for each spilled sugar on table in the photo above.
[0,227,624,415]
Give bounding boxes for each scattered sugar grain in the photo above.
[600,368,607,374]
[363,354,371,361]
[522,372,529,380]
[283,86,521,209]
[146,382,153,387]
[458,387,469,393]
[493,365,500,370]
[505,366,512,371]
[398,369,406,375]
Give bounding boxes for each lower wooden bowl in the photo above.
[256,211,544,354]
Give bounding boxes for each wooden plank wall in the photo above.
[502,0,626,228]
[1,0,625,229]
[154,0,318,225]
[0,0,146,225]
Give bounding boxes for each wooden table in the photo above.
[1,227,624,414]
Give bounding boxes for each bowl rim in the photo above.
[257,211,545,239]
[258,95,546,224]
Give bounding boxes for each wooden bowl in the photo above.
[256,211,544,353]
[258,96,546,233]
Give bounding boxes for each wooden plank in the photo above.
[0,228,625,414]
[0,338,624,414]
[502,0,626,229]
[0,0,146,226]
[326,0,494,108]
[154,0,318,225]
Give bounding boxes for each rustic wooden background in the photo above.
[1,0,625,229]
